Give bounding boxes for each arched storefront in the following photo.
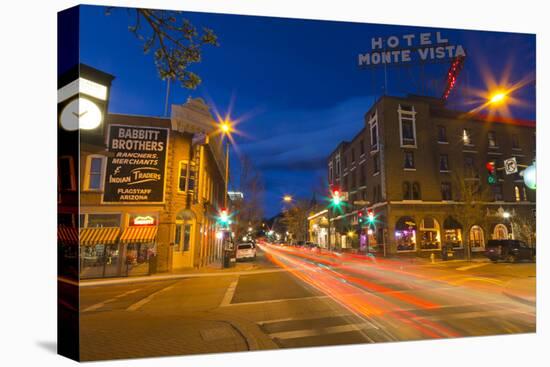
[395,216,416,252]
[469,225,485,252]
[419,217,441,250]
[172,209,196,269]
[493,223,509,240]
[443,216,463,249]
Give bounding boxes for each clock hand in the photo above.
[72,110,89,118]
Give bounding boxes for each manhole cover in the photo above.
[200,326,236,341]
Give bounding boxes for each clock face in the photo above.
[59,97,103,131]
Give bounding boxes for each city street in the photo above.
[77,244,535,361]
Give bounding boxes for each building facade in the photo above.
[76,97,227,278]
[328,95,536,257]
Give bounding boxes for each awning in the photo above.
[120,226,158,244]
[58,226,79,246]
[79,227,120,246]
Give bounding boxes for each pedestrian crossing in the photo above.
[256,314,382,348]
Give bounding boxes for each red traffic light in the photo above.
[486,162,496,173]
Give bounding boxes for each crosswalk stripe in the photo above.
[268,322,377,340]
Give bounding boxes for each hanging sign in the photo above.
[504,157,518,175]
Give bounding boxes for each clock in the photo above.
[59,97,103,131]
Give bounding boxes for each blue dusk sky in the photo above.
[78,5,536,218]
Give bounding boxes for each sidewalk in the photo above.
[69,260,279,287]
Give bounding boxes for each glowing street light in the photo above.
[489,91,507,105]
[283,195,293,203]
[502,211,511,219]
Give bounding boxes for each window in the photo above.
[439,154,449,172]
[514,186,521,202]
[59,156,75,191]
[335,156,340,178]
[399,105,416,147]
[469,226,485,250]
[328,163,333,184]
[403,182,411,200]
[86,214,121,228]
[464,156,475,177]
[343,156,348,170]
[359,165,366,186]
[359,140,365,156]
[351,148,355,163]
[369,111,379,151]
[512,134,520,150]
[488,131,497,148]
[441,182,452,200]
[462,128,472,145]
[373,153,380,174]
[404,151,415,169]
[523,186,528,202]
[492,184,503,201]
[86,155,104,190]
[175,212,194,252]
[412,182,421,200]
[179,160,189,192]
[437,125,447,143]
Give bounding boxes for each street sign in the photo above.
[504,157,518,175]
[353,200,369,206]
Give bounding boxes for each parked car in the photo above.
[236,242,257,261]
[485,239,535,262]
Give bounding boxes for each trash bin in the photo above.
[222,249,235,268]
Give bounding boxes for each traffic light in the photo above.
[218,208,229,225]
[367,209,375,224]
[486,161,497,185]
[331,187,341,206]
[358,210,364,224]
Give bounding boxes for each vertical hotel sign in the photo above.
[103,125,169,204]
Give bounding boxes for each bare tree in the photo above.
[106,7,219,89]
[451,172,492,260]
[281,199,311,242]
[232,156,264,239]
[512,212,536,246]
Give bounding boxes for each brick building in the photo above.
[72,95,227,278]
[327,95,536,257]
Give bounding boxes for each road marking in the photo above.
[268,322,377,340]
[220,295,329,307]
[456,263,490,271]
[453,277,504,285]
[257,312,351,326]
[126,284,175,311]
[220,277,239,307]
[82,288,144,312]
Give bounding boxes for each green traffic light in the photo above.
[487,175,497,185]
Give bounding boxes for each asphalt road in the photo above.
[76,244,536,360]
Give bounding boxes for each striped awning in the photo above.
[79,227,120,246]
[58,226,79,246]
[120,226,158,244]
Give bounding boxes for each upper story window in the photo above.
[351,148,356,163]
[492,183,503,201]
[373,153,380,175]
[437,125,447,143]
[488,131,497,148]
[464,155,477,178]
[402,182,411,200]
[85,155,105,191]
[514,185,521,202]
[462,128,472,145]
[335,156,341,178]
[439,154,450,172]
[404,151,415,169]
[412,182,421,200]
[328,163,333,184]
[359,139,365,156]
[343,156,348,170]
[398,104,417,147]
[512,134,520,150]
[441,182,452,200]
[59,156,76,191]
[368,111,379,152]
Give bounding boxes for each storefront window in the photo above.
[395,217,416,251]
[469,225,485,251]
[444,229,463,249]
[420,217,441,250]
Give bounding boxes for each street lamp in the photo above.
[489,91,507,105]
[283,195,293,203]
[219,119,233,208]
[502,211,511,219]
